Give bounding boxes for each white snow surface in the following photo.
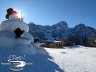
[45,46,96,72]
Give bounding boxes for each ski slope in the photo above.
[45,46,96,72]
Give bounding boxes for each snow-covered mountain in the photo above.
[28,21,96,46]
[68,24,96,46]
[28,21,70,41]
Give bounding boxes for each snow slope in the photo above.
[45,46,96,72]
[0,31,63,72]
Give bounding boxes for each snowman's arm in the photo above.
[14,28,25,38]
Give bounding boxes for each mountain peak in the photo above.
[52,21,69,30]
[74,24,87,31]
[75,24,86,27]
[57,21,68,26]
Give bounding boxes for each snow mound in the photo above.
[0,31,46,55]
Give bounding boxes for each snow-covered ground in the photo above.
[45,46,96,72]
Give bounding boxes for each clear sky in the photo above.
[0,0,96,28]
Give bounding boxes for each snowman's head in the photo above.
[6,8,23,21]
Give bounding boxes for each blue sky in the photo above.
[0,0,96,28]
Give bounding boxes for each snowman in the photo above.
[1,8,29,35]
[0,8,34,47]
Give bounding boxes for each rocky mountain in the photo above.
[28,21,70,40]
[68,24,96,46]
[28,21,96,46]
